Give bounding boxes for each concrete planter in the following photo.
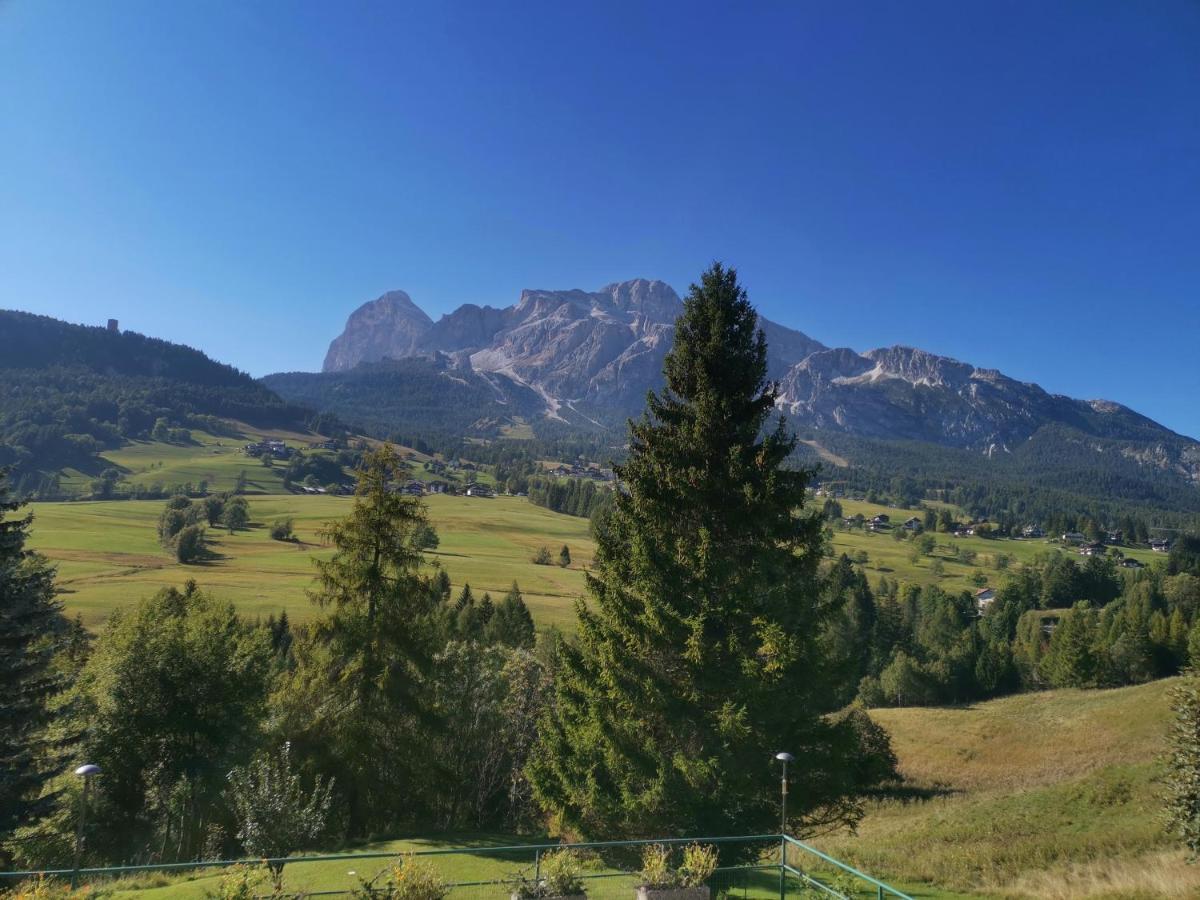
[637,886,710,900]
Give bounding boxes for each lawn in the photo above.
[812,678,1195,898]
[26,494,594,631]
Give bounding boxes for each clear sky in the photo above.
[2,1,1198,437]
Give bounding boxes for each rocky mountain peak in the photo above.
[322,290,433,372]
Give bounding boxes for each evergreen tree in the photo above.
[1042,602,1097,687]
[0,470,67,854]
[529,263,889,840]
[433,568,452,604]
[558,544,571,568]
[478,592,495,627]
[1166,674,1200,856]
[486,583,536,650]
[275,446,439,833]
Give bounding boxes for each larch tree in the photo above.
[275,445,440,833]
[529,263,892,840]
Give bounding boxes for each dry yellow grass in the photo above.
[815,680,1183,898]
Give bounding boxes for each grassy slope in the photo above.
[30,455,1161,636]
[814,679,1194,899]
[27,493,593,631]
[827,498,1159,597]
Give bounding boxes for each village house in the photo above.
[1061,531,1087,545]
[1079,542,1106,557]
[1022,525,1046,538]
[465,482,493,498]
[1151,539,1171,553]
[244,439,293,460]
[974,587,996,613]
[903,516,922,531]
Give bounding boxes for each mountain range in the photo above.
[293,280,1200,488]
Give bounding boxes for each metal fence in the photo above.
[0,834,911,900]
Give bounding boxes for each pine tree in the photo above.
[529,263,889,840]
[0,470,67,851]
[486,583,535,650]
[558,544,571,568]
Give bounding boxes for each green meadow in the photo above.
[26,484,1161,635]
[826,498,1160,596]
[27,494,593,631]
[815,678,1195,898]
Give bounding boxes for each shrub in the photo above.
[676,844,718,889]
[510,848,588,899]
[269,518,295,542]
[540,848,587,897]
[208,865,271,900]
[2,876,91,900]
[532,546,552,565]
[352,857,448,900]
[639,843,717,890]
[176,524,206,563]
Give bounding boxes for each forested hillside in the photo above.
[262,357,548,441]
[0,311,309,494]
[798,426,1200,536]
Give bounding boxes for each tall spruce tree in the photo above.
[529,264,890,840]
[0,469,67,851]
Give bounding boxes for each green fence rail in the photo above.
[0,834,912,900]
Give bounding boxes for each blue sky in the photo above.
[2,1,1198,437]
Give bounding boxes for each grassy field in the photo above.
[813,678,1193,898]
[26,486,1163,636]
[826,498,1160,597]
[27,494,594,631]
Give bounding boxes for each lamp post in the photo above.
[774,752,795,834]
[774,752,795,900]
[72,764,101,889]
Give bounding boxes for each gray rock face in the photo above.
[317,281,1198,481]
[322,291,432,372]
[321,279,824,421]
[776,344,1192,454]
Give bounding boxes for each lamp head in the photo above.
[74,764,101,777]
[775,752,795,764]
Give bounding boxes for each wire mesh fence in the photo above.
[0,835,910,900]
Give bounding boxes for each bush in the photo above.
[541,849,587,897]
[638,844,717,890]
[352,857,448,900]
[269,518,295,542]
[532,546,553,565]
[208,865,271,900]
[676,844,718,889]
[2,876,91,900]
[176,524,206,563]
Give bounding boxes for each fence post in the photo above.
[534,848,541,884]
[778,835,787,900]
